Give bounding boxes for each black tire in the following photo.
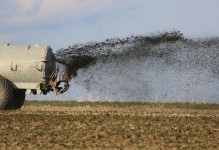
[13,90,26,109]
[0,76,13,110]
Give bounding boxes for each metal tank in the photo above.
[0,44,70,110]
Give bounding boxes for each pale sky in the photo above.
[1,0,219,50]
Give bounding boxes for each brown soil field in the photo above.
[0,101,218,150]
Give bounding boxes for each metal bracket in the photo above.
[36,62,44,72]
[36,65,43,72]
[11,62,17,71]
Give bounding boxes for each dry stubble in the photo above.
[0,102,218,150]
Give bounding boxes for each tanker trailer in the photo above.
[0,44,70,110]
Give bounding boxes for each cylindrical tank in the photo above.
[0,44,56,89]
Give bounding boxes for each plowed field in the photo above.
[0,101,218,149]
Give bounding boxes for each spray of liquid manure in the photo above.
[55,31,219,103]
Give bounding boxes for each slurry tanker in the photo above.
[0,44,70,110]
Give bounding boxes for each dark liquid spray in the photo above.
[55,31,219,102]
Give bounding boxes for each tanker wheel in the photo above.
[0,76,14,110]
[13,90,26,109]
